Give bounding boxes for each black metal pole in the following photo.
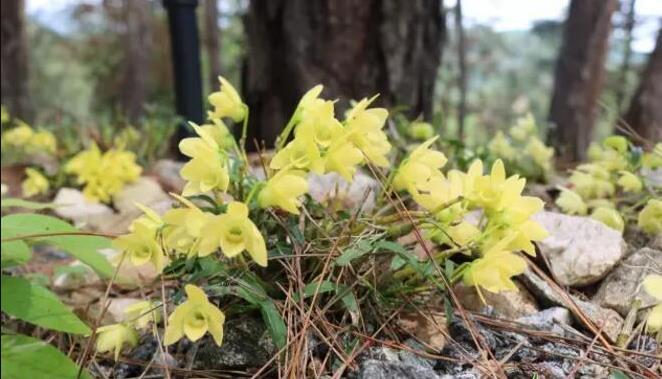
[163,0,204,149]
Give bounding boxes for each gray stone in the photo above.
[593,247,662,316]
[152,159,186,193]
[194,316,276,368]
[516,307,572,336]
[520,269,624,341]
[53,188,115,231]
[307,171,379,212]
[112,176,171,214]
[453,282,539,320]
[357,346,441,379]
[532,211,627,287]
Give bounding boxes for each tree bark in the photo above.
[243,0,445,149]
[614,0,636,113]
[548,0,617,163]
[620,28,662,144]
[120,0,152,122]
[204,0,222,92]
[455,0,467,142]
[1,0,30,120]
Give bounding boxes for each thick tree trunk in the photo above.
[243,0,445,149]
[621,28,662,144]
[548,0,617,163]
[120,0,152,122]
[1,0,30,120]
[204,0,222,92]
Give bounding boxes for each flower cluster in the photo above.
[555,136,660,234]
[1,120,57,155]
[487,113,554,181]
[65,143,142,203]
[393,137,548,297]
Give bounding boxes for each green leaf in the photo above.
[609,370,631,379]
[0,198,58,210]
[293,280,337,301]
[1,214,113,278]
[1,275,91,335]
[259,300,287,349]
[335,240,374,266]
[1,240,31,268]
[1,334,93,379]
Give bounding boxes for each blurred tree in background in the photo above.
[1,0,660,161]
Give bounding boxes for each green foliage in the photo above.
[1,276,91,335]
[1,334,93,379]
[1,213,113,277]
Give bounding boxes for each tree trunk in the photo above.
[243,0,445,149]
[204,0,222,92]
[120,0,152,122]
[1,0,30,120]
[620,28,662,144]
[548,0,617,163]
[614,0,636,113]
[455,0,467,142]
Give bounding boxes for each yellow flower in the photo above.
[463,245,527,295]
[603,135,628,154]
[488,131,515,160]
[412,171,463,212]
[21,168,49,197]
[113,223,167,272]
[179,122,230,196]
[446,221,480,247]
[65,143,142,203]
[295,97,343,148]
[208,76,246,122]
[95,323,139,361]
[163,196,212,256]
[200,119,235,150]
[555,187,587,215]
[164,284,225,346]
[509,113,536,142]
[590,207,624,233]
[2,123,33,146]
[393,137,447,195]
[642,275,662,334]
[124,300,162,329]
[616,171,642,193]
[587,142,604,162]
[29,130,57,154]
[323,134,364,181]
[408,121,435,141]
[525,136,553,171]
[345,96,391,167]
[642,143,662,169]
[638,199,662,235]
[258,169,309,214]
[270,130,324,173]
[199,201,267,266]
[471,159,527,213]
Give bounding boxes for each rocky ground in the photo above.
[12,159,660,378]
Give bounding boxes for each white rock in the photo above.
[53,188,115,231]
[112,176,171,214]
[593,247,661,316]
[307,171,379,212]
[532,211,627,287]
[152,159,185,193]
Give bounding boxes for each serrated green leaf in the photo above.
[1,275,91,334]
[1,240,31,268]
[0,198,58,210]
[1,334,93,379]
[1,213,113,278]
